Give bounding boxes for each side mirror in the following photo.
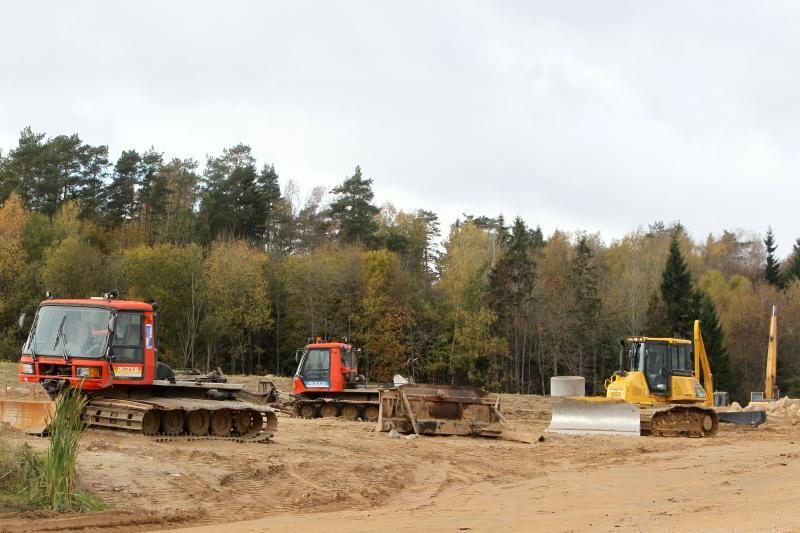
[295,349,303,363]
[108,315,117,335]
[17,312,27,330]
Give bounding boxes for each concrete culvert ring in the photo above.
[186,409,210,436]
[210,409,233,436]
[142,410,161,435]
[320,404,338,417]
[364,405,379,421]
[162,410,184,435]
[341,404,359,420]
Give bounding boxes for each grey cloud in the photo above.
[1,1,798,254]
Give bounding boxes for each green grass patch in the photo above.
[0,387,106,512]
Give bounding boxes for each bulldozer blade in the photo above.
[547,398,641,436]
[717,410,767,427]
[0,398,54,435]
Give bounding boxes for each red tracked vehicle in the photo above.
[292,340,380,421]
[9,293,277,441]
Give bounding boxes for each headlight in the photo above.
[76,367,100,378]
[20,363,34,374]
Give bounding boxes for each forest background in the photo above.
[1,127,799,403]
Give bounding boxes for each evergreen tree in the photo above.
[418,209,441,276]
[764,227,782,288]
[784,238,800,285]
[105,150,141,227]
[0,127,48,208]
[487,217,535,390]
[198,144,267,244]
[138,148,167,242]
[78,145,110,221]
[660,237,695,337]
[569,237,607,393]
[259,164,283,251]
[329,166,379,246]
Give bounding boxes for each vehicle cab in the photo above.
[19,295,157,392]
[293,341,360,394]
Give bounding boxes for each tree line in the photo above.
[1,127,799,402]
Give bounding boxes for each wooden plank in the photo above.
[400,389,420,435]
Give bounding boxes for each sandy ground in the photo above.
[1,366,799,532]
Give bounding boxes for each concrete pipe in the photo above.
[550,376,585,397]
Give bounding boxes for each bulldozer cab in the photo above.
[626,337,693,398]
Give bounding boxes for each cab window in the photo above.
[670,344,692,373]
[645,343,668,393]
[341,347,356,369]
[112,313,144,364]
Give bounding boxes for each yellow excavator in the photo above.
[548,320,757,437]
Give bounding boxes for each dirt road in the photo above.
[1,373,798,532]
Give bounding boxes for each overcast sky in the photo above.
[1,1,797,254]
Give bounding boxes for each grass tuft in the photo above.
[0,386,105,512]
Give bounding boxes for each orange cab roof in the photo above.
[42,298,153,311]
[307,342,352,349]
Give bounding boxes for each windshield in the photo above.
[24,305,112,359]
[297,348,331,381]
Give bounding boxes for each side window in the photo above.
[670,345,679,372]
[112,313,144,364]
[341,348,354,369]
[679,345,691,371]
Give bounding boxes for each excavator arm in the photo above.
[693,320,714,407]
[764,306,778,400]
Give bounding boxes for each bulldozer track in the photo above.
[150,432,273,444]
[82,397,277,443]
[294,399,380,421]
[641,405,719,437]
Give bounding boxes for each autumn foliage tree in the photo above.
[1,127,798,402]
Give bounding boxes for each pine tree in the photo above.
[486,217,535,391]
[259,164,283,251]
[569,237,606,393]
[138,149,167,242]
[764,227,783,288]
[660,237,695,337]
[105,150,141,227]
[784,238,800,285]
[78,145,110,221]
[198,144,266,244]
[329,166,379,246]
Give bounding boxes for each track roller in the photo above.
[319,403,338,417]
[185,409,210,436]
[340,404,360,420]
[210,408,233,436]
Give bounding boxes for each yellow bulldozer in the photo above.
[548,320,759,437]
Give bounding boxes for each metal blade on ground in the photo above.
[547,397,641,436]
[0,398,54,434]
[717,410,767,427]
